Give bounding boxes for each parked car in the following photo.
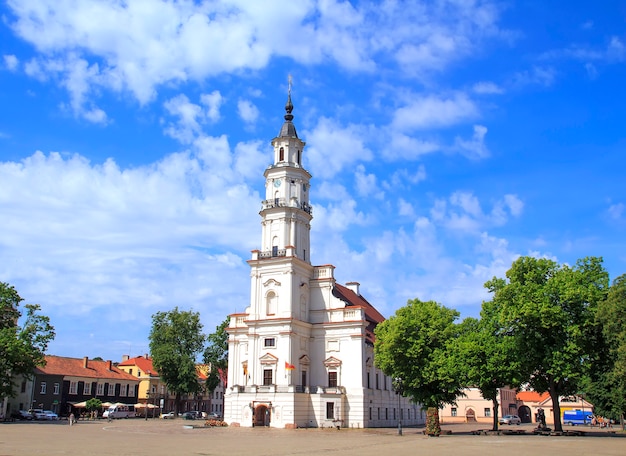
[206,412,221,420]
[160,412,176,419]
[11,410,33,420]
[30,409,47,420]
[181,412,197,420]
[499,414,521,425]
[42,410,59,420]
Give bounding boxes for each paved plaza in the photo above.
[1,420,624,456]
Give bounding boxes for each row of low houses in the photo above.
[3,354,224,419]
[439,387,594,425]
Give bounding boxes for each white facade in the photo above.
[224,92,424,429]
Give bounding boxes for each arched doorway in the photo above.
[253,404,271,427]
[466,408,476,422]
[518,405,531,423]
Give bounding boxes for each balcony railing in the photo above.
[259,249,286,259]
[261,198,312,215]
[230,385,344,395]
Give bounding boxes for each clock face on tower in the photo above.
[273,179,282,188]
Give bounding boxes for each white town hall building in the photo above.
[224,89,424,429]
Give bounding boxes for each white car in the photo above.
[499,414,521,425]
[160,411,176,419]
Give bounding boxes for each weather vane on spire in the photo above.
[288,74,292,96]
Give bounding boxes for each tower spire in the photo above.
[285,74,294,121]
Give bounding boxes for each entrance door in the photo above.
[254,405,270,427]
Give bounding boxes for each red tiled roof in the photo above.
[333,283,385,324]
[517,391,550,403]
[333,283,386,344]
[118,355,158,376]
[35,355,138,381]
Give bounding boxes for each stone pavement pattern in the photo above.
[1,420,624,456]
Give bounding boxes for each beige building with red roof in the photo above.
[516,391,594,425]
[29,355,139,417]
[224,93,423,429]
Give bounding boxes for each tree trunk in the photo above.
[549,379,562,432]
[492,398,499,431]
[426,407,441,436]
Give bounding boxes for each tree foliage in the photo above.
[149,307,205,413]
[584,273,626,421]
[0,282,55,398]
[374,298,463,428]
[451,313,520,430]
[484,256,608,431]
[203,317,229,393]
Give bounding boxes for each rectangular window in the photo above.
[484,408,491,417]
[97,383,104,396]
[367,372,370,389]
[328,371,337,387]
[129,369,133,376]
[451,407,457,417]
[375,373,379,389]
[326,402,335,420]
[69,381,78,395]
[128,384,135,397]
[264,338,275,347]
[53,383,60,395]
[21,380,27,393]
[263,369,273,386]
[377,407,380,419]
[386,408,388,420]
[40,382,46,394]
[301,371,307,387]
[83,382,91,395]
[120,384,127,397]
[108,383,115,396]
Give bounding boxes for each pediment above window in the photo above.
[263,278,281,287]
[259,353,279,365]
[299,355,310,365]
[324,356,342,368]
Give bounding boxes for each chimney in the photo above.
[145,353,149,359]
[346,281,360,295]
[83,356,88,368]
[107,360,112,371]
[122,354,130,362]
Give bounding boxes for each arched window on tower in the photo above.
[297,149,300,165]
[279,147,284,162]
[266,291,277,316]
[272,236,279,257]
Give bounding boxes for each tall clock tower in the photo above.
[246,85,313,322]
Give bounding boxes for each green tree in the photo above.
[203,318,229,394]
[0,282,55,398]
[584,273,626,425]
[484,256,608,432]
[85,398,102,419]
[374,298,463,436]
[452,313,520,430]
[149,307,205,414]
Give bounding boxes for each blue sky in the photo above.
[1,0,625,362]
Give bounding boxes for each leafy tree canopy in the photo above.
[585,273,626,420]
[203,317,229,393]
[148,307,205,412]
[484,256,608,431]
[0,282,55,398]
[374,298,462,409]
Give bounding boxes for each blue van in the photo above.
[562,410,593,425]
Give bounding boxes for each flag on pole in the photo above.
[285,361,296,370]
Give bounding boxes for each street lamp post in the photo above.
[394,377,403,436]
[145,391,149,421]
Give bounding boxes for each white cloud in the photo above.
[237,99,260,125]
[3,54,19,71]
[430,191,524,233]
[392,93,479,131]
[201,91,224,123]
[304,117,373,179]
[472,81,503,94]
[5,0,507,117]
[608,203,624,220]
[353,164,378,198]
[453,125,490,159]
[163,91,224,143]
[512,66,556,88]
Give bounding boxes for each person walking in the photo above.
[69,413,75,426]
